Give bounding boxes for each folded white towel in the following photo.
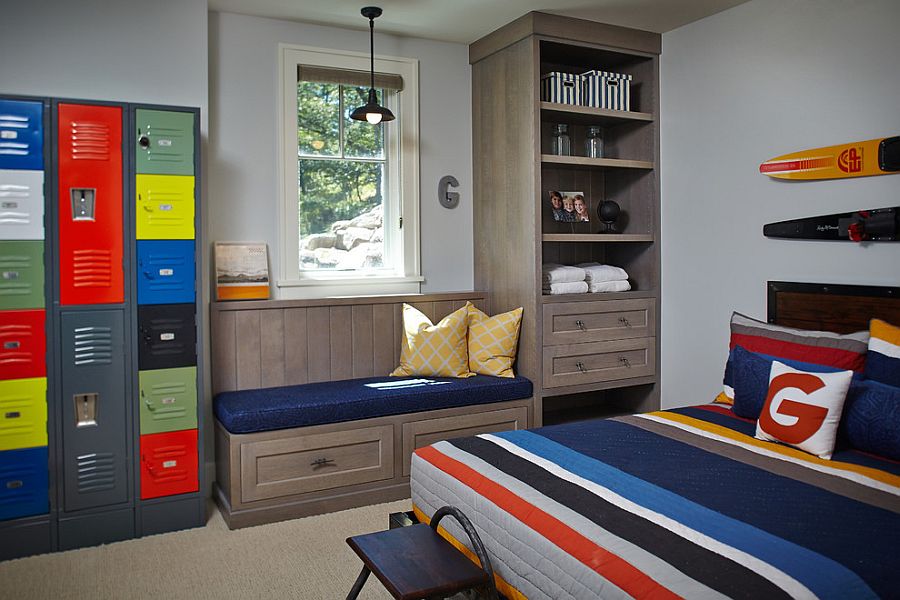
[589,280,631,293]
[577,263,629,283]
[541,264,586,284]
[543,281,589,295]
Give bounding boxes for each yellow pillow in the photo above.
[391,303,473,378]
[467,304,523,378]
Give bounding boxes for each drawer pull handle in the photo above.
[619,317,631,327]
[620,357,631,368]
[576,361,587,373]
[575,319,586,331]
[310,458,336,470]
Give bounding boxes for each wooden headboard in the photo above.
[210,292,489,394]
[767,281,900,333]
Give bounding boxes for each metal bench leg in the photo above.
[346,565,371,600]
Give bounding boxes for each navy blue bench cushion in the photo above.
[214,375,533,434]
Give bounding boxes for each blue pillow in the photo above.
[841,378,900,461]
[730,345,844,420]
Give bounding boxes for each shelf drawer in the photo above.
[240,424,393,503]
[401,405,529,476]
[543,337,655,389]
[543,298,655,346]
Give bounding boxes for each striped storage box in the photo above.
[540,72,582,106]
[582,70,633,111]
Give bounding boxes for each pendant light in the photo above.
[350,6,395,125]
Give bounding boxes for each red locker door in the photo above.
[140,429,198,500]
[0,309,46,380]
[57,103,123,305]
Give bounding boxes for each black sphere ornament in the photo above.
[598,200,621,233]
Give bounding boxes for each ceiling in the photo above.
[208,0,750,43]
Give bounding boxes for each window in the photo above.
[278,45,420,298]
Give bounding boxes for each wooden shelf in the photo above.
[541,233,653,243]
[540,290,657,303]
[541,155,654,170]
[540,102,653,126]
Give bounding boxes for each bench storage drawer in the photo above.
[240,424,394,503]
[543,299,655,346]
[543,337,655,389]
[401,406,528,476]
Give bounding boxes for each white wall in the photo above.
[208,11,474,294]
[660,0,900,408]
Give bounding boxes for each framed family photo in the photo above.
[214,242,270,300]
[548,190,590,223]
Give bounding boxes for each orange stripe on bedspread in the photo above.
[416,445,683,600]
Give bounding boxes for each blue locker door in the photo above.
[0,100,44,171]
[137,240,195,305]
[0,446,48,521]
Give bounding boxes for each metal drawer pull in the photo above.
[619,317,631,327]
[576,361,587,373]
[620,357,631,368]
[575,319,586,331]
[310,457,336,470]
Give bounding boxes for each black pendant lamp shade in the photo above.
[350,6,395,124]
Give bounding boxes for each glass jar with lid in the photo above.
[585,126,604,158]
[551,123,571,156]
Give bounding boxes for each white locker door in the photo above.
[0,169,44,240]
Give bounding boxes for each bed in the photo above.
[409,282,900,599]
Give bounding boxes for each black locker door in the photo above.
[138,304,196,370]
[60,310,129,512]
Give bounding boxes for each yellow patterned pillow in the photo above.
[391,303,473,378]
[467,304,523,378]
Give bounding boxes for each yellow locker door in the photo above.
[0,377,47,450]
[136,174,195,240]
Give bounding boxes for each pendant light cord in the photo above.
[369,16,375,92]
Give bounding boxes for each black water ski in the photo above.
[764,207,899,241]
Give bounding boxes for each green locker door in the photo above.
[135,110,194,176]
[139,366,197,434]
[0,241,44,309]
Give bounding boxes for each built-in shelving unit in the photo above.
[472,11,661,425]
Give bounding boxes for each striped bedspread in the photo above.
[410,404,900,599]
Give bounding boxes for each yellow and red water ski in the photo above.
[759,136,900,180]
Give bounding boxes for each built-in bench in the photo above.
[211,293,534,529]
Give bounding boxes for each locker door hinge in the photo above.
[399,216,403,229]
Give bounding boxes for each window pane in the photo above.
[298,159,386,271]
[343,86,385,159]
[297,81,340,156]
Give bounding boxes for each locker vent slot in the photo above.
[0,324,30,364]
[71,249,112,288]
[0,254,32,297]
[75,452,117,493]
[0,114,29,129]
[70,121,111,161]
[73,326,113,365]
[0,183,32,225]
[145,127,186,163]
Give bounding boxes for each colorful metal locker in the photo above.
[135,110,194,176]
[0,446,48,521]
[0,100,43,172]
[57,103,123,305]
[136,240,195,305]
[139,428,198,500]
[0,170,44,240]
[135,174,195,240]
[0,240,44,310]
[0,377,47,451]
[0,309,46,380]
[60,310,128,512]
[137,304,196,371]
[138,367,197,434]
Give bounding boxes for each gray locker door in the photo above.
[60,310,129,512]
[0,170,45,240]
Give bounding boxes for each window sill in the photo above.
[275,274,423,300]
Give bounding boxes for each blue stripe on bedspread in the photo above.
[493,425,885,599]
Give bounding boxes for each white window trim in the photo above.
[277,43,420,299]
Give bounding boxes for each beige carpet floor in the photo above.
[0,500,411,599]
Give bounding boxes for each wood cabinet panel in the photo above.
[543,298,655,345]
[543,337,655,389]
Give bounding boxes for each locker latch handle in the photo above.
[139,134,151,149]
[74,393,99,427]
[142,390,155,411]
[4,411,21,419]
[6,480,23,490]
